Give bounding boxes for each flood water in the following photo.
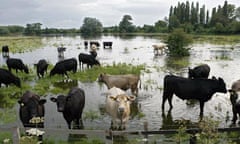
[1,34,240,142]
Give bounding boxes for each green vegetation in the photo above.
[0,36,44,53]
[167,28,193,57]
[80,17,103,36]
[0,63,145,108]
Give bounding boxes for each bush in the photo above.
[166,28,192,57]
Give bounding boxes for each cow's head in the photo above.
[217,77,227,93]
[110,94,136,116]
[18,92,46,127]
[229,90,240,106]
[24,65,29,74]
[14,76,21,88]
[188,67,194,78]
[50,95,70,112]
[98,73,106,82]
[50,68,56,77]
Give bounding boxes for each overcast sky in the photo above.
[0,0,239,28]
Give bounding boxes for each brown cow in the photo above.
[98,73,141,95]
[105,87,136,130]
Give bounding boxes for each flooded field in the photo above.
[1,34,240,142]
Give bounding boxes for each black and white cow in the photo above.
[78,53,100,70]
[2,45,9,57]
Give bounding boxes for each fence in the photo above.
[1,125,240,144]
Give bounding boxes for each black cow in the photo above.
[188,64,210,79]
[103,42,113,49]
[50,58,77,77]
[36,59,49,78]
[228,80,240,124]
[0,68,21,87]
[162,75,227,117]
[78,53,100,70]
[84,41,88,49]
[6,58,29,74]
[18,91,46,128]
[2,45,9,57]
[90,41,100,47]
[50,87,85,129]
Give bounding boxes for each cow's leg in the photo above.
[232,107,237,124]
[167,94,173,109]
[199,101,205,118]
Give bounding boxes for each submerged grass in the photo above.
[0,36,44,53]
[0,63,145,101]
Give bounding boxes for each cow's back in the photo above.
[66,87,85,117]
[0,68,20,87]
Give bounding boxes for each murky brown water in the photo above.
[1,35,240,142]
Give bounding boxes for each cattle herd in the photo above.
[1,45,240,132]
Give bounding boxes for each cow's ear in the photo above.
[212,76,217,80]
[218,77,224,82]
[66,97,71,101]
[18,100,25,106]
[50,97,57,102]
[39,99,47,105]
[109,96,117,101]
[127,96,136,101]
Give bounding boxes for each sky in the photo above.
[0,0,239,28]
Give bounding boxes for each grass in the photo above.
[0,36,44,53]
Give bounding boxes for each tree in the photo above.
[24,23,42,35]
[154,20,167,32]
[236,7,240,21]
[166,28,192,57]
[80,17,103,36]
[119,15,135,33]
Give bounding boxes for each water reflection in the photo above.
[164,56,190,76]
[53,79,78,90]
[67,133,87,143]
[160,110,198,130]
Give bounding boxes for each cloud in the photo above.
[0,0,239,28]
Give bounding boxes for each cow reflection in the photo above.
[68,133,87,143]
[53,79,78,90]
[161,110,198,130]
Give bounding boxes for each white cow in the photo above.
[105,87,136,130]
[152,44,166,56]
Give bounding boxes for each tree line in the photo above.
[0,0,239,36]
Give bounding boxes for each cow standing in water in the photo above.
[188,64,210,79]
[50,58,77,77]
[50,87,85,129]
[98,73,141,95]
[36,59,48,78]
[229,80,240,124]
[18,91,47,128]
[162,75,227,117]
[105,87,136,130]
[2,45,9,57]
